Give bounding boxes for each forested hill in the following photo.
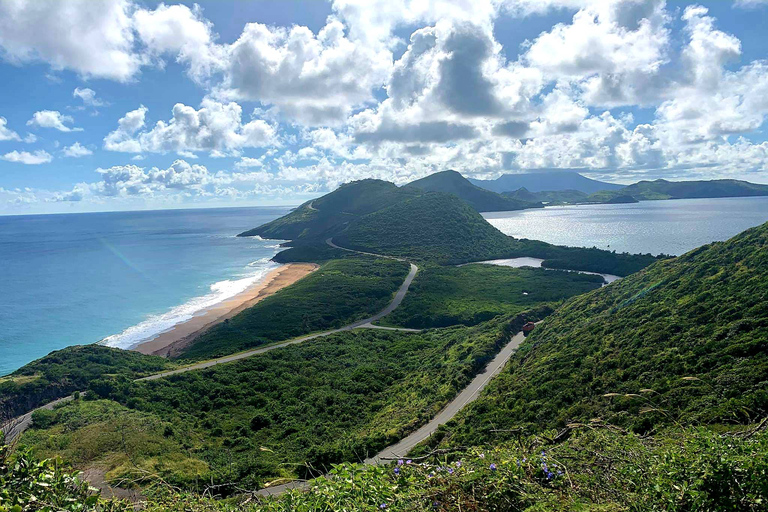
[588,178,768,202]
[238,179,419,240]
[405,170,541,212]
[333,192,523,264]
[447,221,768,442]
[239,173,661,272]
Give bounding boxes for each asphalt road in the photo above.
[2,239,420,441]
[256,329,530,496]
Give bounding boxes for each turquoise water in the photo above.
[484,196,768,256]
[0,207,289,375]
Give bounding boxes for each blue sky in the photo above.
[1,0,768,214]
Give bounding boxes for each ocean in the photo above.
[0,206,289,375]
[484,196,768,256]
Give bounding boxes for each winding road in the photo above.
[3,235,531,502]
[257,328,530,496]
[2,239,419,442]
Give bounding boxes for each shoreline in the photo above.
[132,263,319,357]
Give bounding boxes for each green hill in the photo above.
[238,179,419,240]
[504,187,589,204]
[588,178,768,202]
[406,170,540,212]
[334,192,521,264]
[446,221,768,440]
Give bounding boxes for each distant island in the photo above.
[472,172,768,206]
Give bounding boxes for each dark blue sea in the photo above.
[0,206,289,375]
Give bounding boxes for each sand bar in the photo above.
[133,263,319,357]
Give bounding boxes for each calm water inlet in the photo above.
[484,196,768,256]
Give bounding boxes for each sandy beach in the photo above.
[133,263,319,357]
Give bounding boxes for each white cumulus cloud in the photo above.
[2,150,53,164]
[27,110,82,132]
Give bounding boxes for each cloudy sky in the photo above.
[1,0,768,214]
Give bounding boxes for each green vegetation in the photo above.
[238,173,661,274]
[406,170,541,212]
[444,222,768,443]
[0,345,171,420]
[179,257,409,360]
[20,316,518,490]
[335,193,523,264]
[588,178,768,202]
[379,264,603,329]
[7,425,768,511]
[238,179,419,241]
[503,187,589,205]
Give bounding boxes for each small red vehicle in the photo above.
[522,322,536,335]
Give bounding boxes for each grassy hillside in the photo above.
[334,192,521,264]
[11,423,767,511]
[178,257,409,360]
[378,264,603,329]
[406,170,540,212]
[0,345,172,420]
[20,316,519,490]
[238,179,419,240]
[444,221,768,442]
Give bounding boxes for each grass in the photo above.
[378,264,604,329]
[177,256,410,360]
[20,314,522,490]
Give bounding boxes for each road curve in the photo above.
[2,240,419,441]
[257,328,530,496]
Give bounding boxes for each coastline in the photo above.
[132,262,319,357]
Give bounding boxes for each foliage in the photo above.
[0,346,172,420]
[503,188,589,205]
[379,264,603,329]
[23,316,518,490]
[335,193,524,264]
[0,439,128,512]
[238,180,418,240]
[446,222,768,441]
[405,170,540,212]
[9,426,767,511]
[587,178,768,202]
[178,257,409,360]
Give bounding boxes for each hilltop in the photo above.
[405,170,540,212]
[470,170,623,194]
[238,179,419,240]
[240,172,660,271]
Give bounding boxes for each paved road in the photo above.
[2,394,74,443]
[2,240,419,441]
[257,328,530,496]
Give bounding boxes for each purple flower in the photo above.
[397,459,404,466]
[448,468,454,475]
[455,461,462,468]
[557,470,563,476]
[406,459,412,465]
[546,471,554,480]
[394,467,400,475]
[479,453,485,459]
[428,472,435,478]
[490,463,497,471]
[380,505,387,509]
